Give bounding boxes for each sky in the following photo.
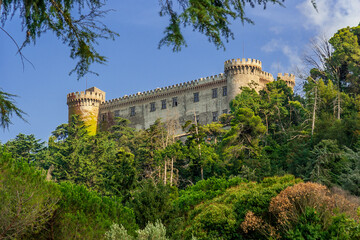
[1,0,360,143]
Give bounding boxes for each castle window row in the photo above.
[126,86,228,116]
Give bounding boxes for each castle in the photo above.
[67,58,295,135]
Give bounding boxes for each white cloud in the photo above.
[269,26,283,35]
[297,0,360,38]
[261,39,302,72]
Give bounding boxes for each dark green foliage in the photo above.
[174,176,246,212]
[221,107,266,174]
[0,147,60,239]
[129,180,176,229]
[328,24,360,94]
[1,0,119,79]
[325,214,360,239]
[179,175,301,240]
[5,133,44,163]
[306,139,344,186]
[285,208,324,240]
[158,0,288,51]
[0,90,27,129]
[47,182,137,239]
[285,209,360,240]
[103,149,137,199]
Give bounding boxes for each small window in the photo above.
[161,99,167,109]
[194,92,199,102]
[114,110,120,117]
[172,97,178,107]
[102,114,106,122]
[212,88,218,98]
[150,102,156,112]
[212,112,218,122]
[222,86,227,96]
[223,109,228,114]
[130,106,136,116]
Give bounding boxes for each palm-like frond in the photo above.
[0,89,27,129]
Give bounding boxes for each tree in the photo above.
[221,107,266,173]
[46,182,137,239]
[5,133,44,163]
[1,0,118,79]
[0,90,26,129]
[306,139,343,186]
[158,0,317,51]
[329,24,360,94]
[0,147,60,239]
[129,179,175,229]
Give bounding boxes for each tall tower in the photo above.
[224,58,274,102]
[67,87,105,135]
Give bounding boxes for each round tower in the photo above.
[67,87,105,135]
[224,58,264,102]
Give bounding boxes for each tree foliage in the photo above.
[158,0,318,51]
[0,147,60,239]
[0,90,26,129]
[1,0,119,79]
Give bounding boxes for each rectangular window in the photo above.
[212,111,218,122]
[114,110,120,117]
[212,88,218,98]
[222,86,227,96]
[102,114,106,122]
[130,106,136,116]
[172,97,178,107]
[150,102,156,112]
[161,99,167,109]
[194,92,199,102]
[223,109,228,114]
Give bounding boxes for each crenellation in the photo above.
[68,58,295,135]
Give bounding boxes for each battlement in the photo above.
[277,73,295,88]
[277,73,295,82]
[67,87,105,104]
[259,71,274,82]
[102,73,226,107]
[224,58,262,70]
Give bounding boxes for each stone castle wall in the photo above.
[67,58,295,134]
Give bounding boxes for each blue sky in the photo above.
[1,0,359,143]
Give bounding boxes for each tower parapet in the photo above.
[277,73,296,89]
[224,58,262,72]
[224,58,274,101]
[67,87,105,135]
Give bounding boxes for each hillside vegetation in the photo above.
[1,24,360,239]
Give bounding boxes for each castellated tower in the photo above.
[277,73,296,89]
[224,58,274,102]
[67,87,105,135]
[66,58,295,135]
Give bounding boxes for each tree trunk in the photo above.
[337,90,341,120]
[311,85,317,136]
[170,158,174,186]
[164,159,167,185]
[158,166,161,181]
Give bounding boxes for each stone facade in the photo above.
[67,58,295,135]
